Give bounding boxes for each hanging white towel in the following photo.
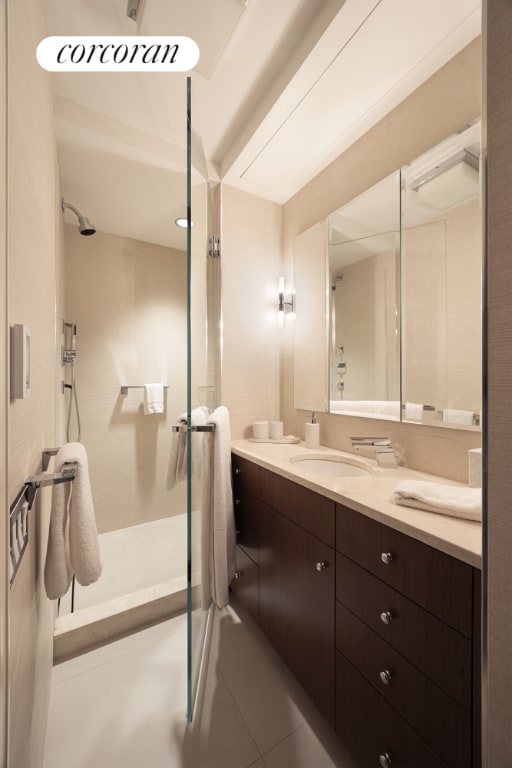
[200,405,236,609]
[442,408,474,426]
[44,443,102,600]
[144,383,165,415]
[165,406,209,490]
[391,479,481,521]
[405,402,424,421]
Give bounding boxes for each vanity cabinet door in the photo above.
[259,507,335,724]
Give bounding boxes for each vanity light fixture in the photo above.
[278,276,295,326]
[175,217,195,228]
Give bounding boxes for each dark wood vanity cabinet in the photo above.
[231,454,335,723]
[231,453,481,767]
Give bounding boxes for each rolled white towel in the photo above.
[391,479,481,521]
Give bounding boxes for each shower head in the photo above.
[61,198,96,236]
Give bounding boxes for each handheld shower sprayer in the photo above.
[61,198,96,236]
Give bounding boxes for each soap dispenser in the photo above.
[305,412,320,449]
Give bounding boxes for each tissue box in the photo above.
[468,448,482,488]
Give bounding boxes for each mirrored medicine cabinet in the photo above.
[293,120,482,430]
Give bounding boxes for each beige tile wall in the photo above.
[281,38,482,482]
[0,1,7,763]
[403,196,481,414]
[6,1,62,765]
[220,185,282,439]
[64,225,188,533]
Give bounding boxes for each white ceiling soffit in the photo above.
[223,0,481,203]
[136,0,248,78]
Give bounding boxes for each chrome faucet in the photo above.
[350,437,398,468]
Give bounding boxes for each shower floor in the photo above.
[54,514,201,662]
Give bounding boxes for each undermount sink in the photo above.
[290,454,371,477]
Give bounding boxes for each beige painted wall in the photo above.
[6,0,63,765]
[281,38,482,483]
[64,225,188,533]
[220,185,282,439]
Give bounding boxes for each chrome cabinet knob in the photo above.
[379,752,392,768]
[380,610,393,625]
[381,552,393,565]
[234,570,243,580]
[379,669,393,685]
[234,468,243,475]
[315,561,328,572]
[234,498,242,506]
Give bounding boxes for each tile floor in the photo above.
[43,598,353,768]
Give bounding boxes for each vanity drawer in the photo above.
[336,650,446,768]
[336,553,472,709]
[231,545,259,624]
[232,455,263,499]
[336,503,473,636]
[336,601,471,767]
[264,469,335,545]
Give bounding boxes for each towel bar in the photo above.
[120,385,169,395]
[9,459,78,587]
[171,423,216,433]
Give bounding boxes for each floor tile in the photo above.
[44,613,260,768]
[211,602,309,754]
[262,720,355,768]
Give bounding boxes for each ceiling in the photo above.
[46,0,481,249]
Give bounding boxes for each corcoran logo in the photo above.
[36,36,200,72]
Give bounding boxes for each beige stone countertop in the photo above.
[231,439,482,569]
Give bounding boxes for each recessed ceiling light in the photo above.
[175,217,194,228]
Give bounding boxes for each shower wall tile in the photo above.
[64,226,188,533]
[220,185,282,439]
[280,38,482,482]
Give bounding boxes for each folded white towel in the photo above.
[200,405,236,609]
[165,406,209,490]
[404,402,423,421]
[44,443,102,599]
[443,408,474,426]
[144,383,165,415]
[391,479,481,521]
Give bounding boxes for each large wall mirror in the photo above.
[293,120,481,430]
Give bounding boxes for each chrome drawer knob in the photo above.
[379,753,392,768]
[381,552,393,565]
[235,498,242,506]
[234,570,243,580]
[234,468,243,475]
[315,561,328,572]
[379,669,393,685]
[380,610,393,625]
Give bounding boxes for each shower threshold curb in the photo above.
[53,575,201,664]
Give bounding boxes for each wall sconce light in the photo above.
[278,276,295,326]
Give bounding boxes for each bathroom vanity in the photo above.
[230,441,481,768]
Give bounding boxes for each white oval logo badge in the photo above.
[36,36,200,72]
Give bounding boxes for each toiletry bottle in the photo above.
[305,412,320,449]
